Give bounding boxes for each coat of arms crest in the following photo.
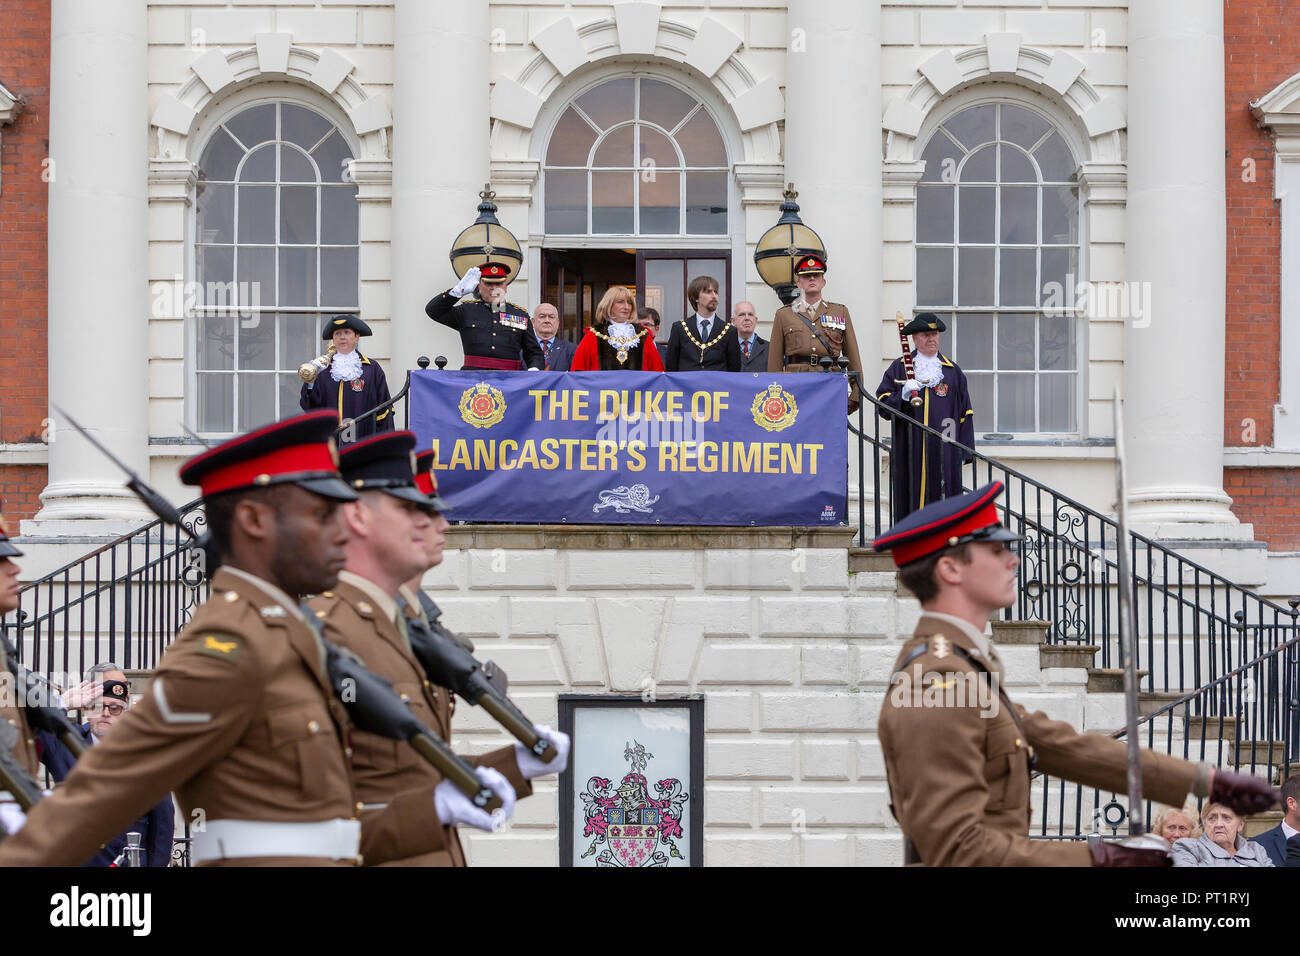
[751,383,798,433]
[458,381,506,428]
[578,740,688,867]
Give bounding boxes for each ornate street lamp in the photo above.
[753,183,826,306]
[449,184,523,283]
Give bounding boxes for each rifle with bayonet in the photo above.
[0,720,44,811]
[56,406,503,814]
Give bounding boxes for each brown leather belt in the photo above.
[783,355,832,367]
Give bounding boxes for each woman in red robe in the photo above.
[570,287,666,372]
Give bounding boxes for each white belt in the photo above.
[192,818,361,863]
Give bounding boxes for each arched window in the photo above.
[915,103,1081,435]
[543,76,728,236]
[193,101,359,434]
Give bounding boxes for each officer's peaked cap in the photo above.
[872,482,1022,567]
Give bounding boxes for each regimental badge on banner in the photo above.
[820,313,846,331]
[458,381,507,429]
[751,383,799,433]
[498,312,528,331]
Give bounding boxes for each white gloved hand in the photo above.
[0,802,27,835]
[514,724,571,780]
[901,379,923,400]
[433,765,516,832]
[450,267,482,299]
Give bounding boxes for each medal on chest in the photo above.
[498,311,528,331]
[821,313,846,332]
[349,379,364,392]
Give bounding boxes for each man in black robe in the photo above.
[876,312,974,522]
[299,314,394,442]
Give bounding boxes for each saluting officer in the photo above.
[766,254,865,412]
[309,432,564,866]
[874,483,1280,866]
[300,314,395,440]
[0,412,377,867]
[426,263,545,372]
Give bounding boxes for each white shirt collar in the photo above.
[1282,820,1299,840]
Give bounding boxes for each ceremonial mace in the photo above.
[896,312,923,407]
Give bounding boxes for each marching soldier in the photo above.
[874,483,1280,866]
[0,411,379,866]
[309,432,563,866]
[426,263,545,372]
[766,254,864,412]
[402,450,473,654]
[0,507,39,791]
[300,314,394,441]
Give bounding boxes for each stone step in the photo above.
[1041,644,1100,670]
[848,549,894,574]
[1186,715,1239,739]
[1086,668,1149,693]
[1138,690,1190,718]
[991,620,1049,645]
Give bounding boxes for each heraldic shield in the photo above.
[579,740,687,867]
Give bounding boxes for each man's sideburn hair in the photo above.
[896,543,973,604]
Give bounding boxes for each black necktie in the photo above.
[699,319,710,341]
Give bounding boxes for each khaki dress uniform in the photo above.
[879,612,1208,866]
[766,298,865,411]
[0,643,40,782]
[310,575,532,866]
[0,568,365,867]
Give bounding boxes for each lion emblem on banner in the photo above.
[592,483,659,514]
[579,741,688,867]
[458,382,506,429]
[751,383,798,432]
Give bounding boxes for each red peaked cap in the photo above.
[795,254,826,275]
[871,482,1022,567]
[179,410,356,501]
[478,262,511,283]
[413,450,450,512]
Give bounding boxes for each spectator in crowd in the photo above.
[731,301,767,372]
[665,276,741,372]
[528,302,575,371]
[571,287,665,371]
[34,663,175,867]
[1249,773,1299,866]
[1151,805,1198,846]
[637,307,668,365]
[1171,802,1274,867]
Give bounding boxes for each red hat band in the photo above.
[197,442,338,498]
[889,499,1001,566]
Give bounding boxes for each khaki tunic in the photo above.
[309,578,531,867]
[0,568,361,867]
[878,612,1204,866]
[766,299,864,410]
[0,642,40,785]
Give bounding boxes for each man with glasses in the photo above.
[637,307,668,366]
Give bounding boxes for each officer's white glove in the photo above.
[0,802,27,835]
[901,379,923,400]
[514,724,571,779]
[450,267,481,300]
[433,765,516,832]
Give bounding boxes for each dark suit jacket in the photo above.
[35,724,175,867]
[665,314,742,372]
[738,334,769,372]
[1287,832,1300,867]
[1250,823,1295,867]
[524,337,577,372]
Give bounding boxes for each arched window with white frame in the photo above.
[192,100,359,434]
[915,102,1082,435]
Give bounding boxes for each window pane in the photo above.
[237,185,275,242]
[1041,247,1079,303]
[1039,314,1077,370]
[311,130,353,184]
[639,169,679,235]
[1000,145,1036,184]
[196,183,235,244]
[952,312,995,369]
[958,186,995,243]
[999,186,1037,244]
[1034,132,1076,182]
[998,372,1035,432]
[677,108,726,166]
[966,372,993,428]
[921,131,963,183]
[958,247,995,305]
[1040,373,1076,432]
[640,79,696,132]
[200,127,243,182]
[280,145,316,183]
[280,373,304,421]
[282,312,322,367]
[281,104,332,151]
[593,125,635,167]
[997,313,1036,370]
[279,247,317,307]
[545,170,587,233]
[1001,105,1050,150]
[240,144,276,183]
[639,126,679,167]
[238,313,276,370]
[943,104,995,151]
[321,185,359,245]
[197,245,234,288]
[576,77,634,130]
[645,259,685,325]
[197,372,234,433]
[916,248,954,307]
[280,186,317,244]
[916,185,955,243]
[197,314,234,370]
[1042,185,1079,244]
[685,171,727,234]
[546,107,600,166]
[238,372,276,431]
[999,248,1037,306]
[237,247,276,306]
[320,247,359,308]
[938,317,953,358]
[224,103,275,149]
[591,171,634,233]
[960,145,996,182]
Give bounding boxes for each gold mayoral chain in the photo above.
[592,325,648,365]
[680,320,732,363]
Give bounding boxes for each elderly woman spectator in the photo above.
[1171,802,1273,867]
[1152,806,1198,846]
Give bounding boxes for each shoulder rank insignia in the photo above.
[929,677,958,691]
[259,605,287,618]
[197,634,243,660]
[931,636,951,660]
